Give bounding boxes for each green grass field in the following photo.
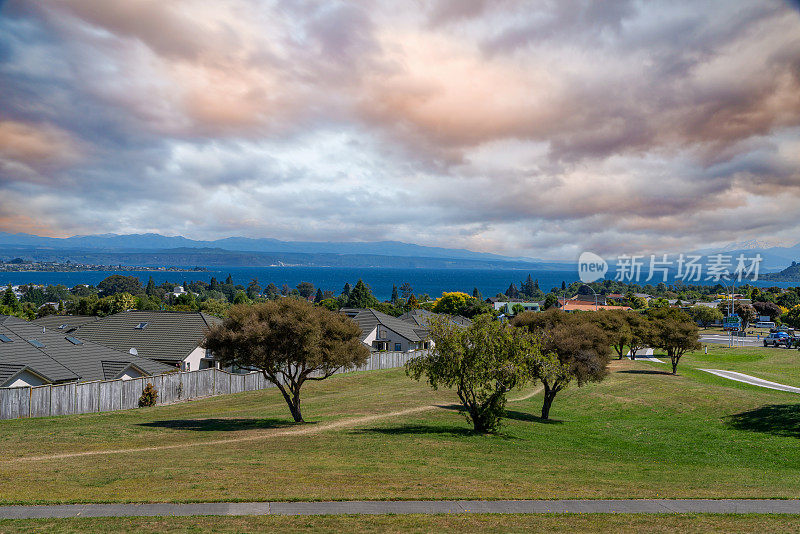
[1,514,800,534]
[1,345,799,506]
[665,343,800,383]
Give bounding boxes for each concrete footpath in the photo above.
[2,500,800,518]
[700,369,800,394]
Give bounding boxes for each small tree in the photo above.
[783,305,800,329]
[247,278,262,299]
[717,301,757,330]
[407,315,539,433]
[264,283,280,300]
[627,313,654,360]
[512,309,610,419]
[138,382,158,407]
[397,282,413,299]
[108,292,137,314]
[594,309,631,359]
[431,292,474,316]
[505,283,519,298]
[688,305,723,328]
[346,279,378,308]
[203,300,369,422]
[98,275,143,296]
[753,301,782,323]
[650,316,701,374]
[296,281,316,300]
[2,285,21,313]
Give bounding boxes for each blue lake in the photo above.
[0,266,790,301]
[0,266,578,301]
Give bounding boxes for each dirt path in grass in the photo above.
[8,386,544,463]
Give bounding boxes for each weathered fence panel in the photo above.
[29,386,50,417]
[122,378,144,410]
[98,380,122,412]
[181,371,195,400]
[0,350,428,420]
[197,369,214,397]
[161,373,182,404]
[75,382,98,414]
[214,369,230,396]
[51,383,76,417]
[0,386,29,419]
[231,373,246,394]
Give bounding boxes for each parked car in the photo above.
[763,332,792,348]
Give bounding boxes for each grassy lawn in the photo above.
[1,354,799,505]
[656,343,800,384]
[1,514,800,534]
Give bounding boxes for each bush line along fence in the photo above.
[0,350,423,420]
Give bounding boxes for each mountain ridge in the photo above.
[0,232,540,264]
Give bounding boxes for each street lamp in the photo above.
[719,279,738,347]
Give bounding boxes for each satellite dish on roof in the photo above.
[129,348,138,356]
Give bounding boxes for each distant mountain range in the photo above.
[761,261,800,282]
[0,232,796,273]
[0,232,564,270]
[696,241,800,271]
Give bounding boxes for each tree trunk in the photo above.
[630,348,637,361]
[671,355,678,375]
[289,401,303,423]
[289,387,304,422]
[272,374,305,423]
[541,388,556,420]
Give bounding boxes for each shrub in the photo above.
[138,382,158,407]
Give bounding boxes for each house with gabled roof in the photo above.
[32,314,99,334]
[341,308,431,352]
[0,314,172,388]
[398,308,472,328]
[71,310,222,371]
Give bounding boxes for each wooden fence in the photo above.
[0,350,424,420]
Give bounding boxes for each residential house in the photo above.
[485,297,541,315]
[70,310,222,371]
[555,298,632,312]
[0,314,172,388]
[342,308,431,352]
[32,314,99,334]
[399,308,472,328]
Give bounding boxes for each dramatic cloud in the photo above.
[0,0,799,259]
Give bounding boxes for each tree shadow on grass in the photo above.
[618,370,674,376]
[138,418,301,432]
[436,403,563,426]
[350,424,477,437]
[726,404,800,438]
[503,409,564,425]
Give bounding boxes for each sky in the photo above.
[1,0,799,261]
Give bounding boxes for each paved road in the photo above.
[2,500,800,518]
[700,334,760,346]
[700,369,800,394]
